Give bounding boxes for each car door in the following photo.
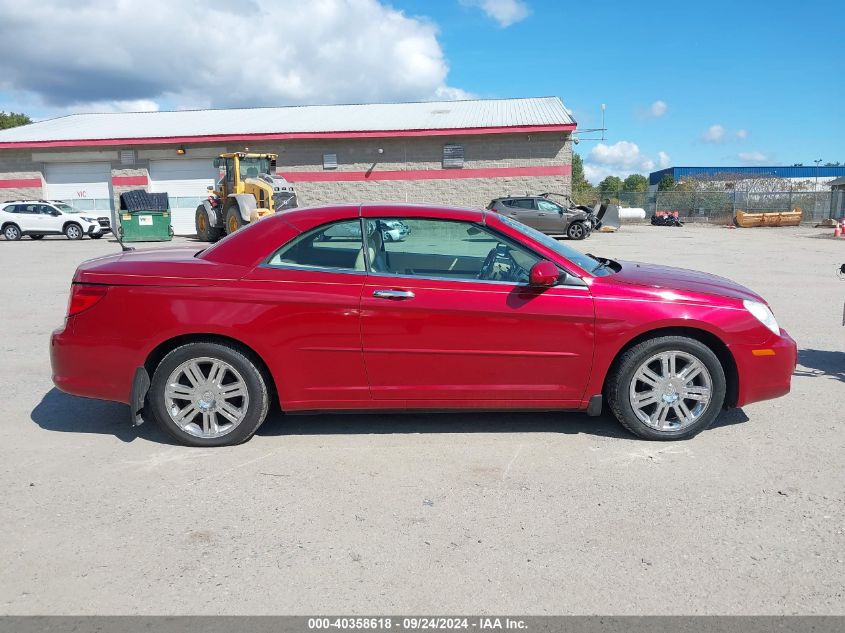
[536,199,567,233]
[15,204,41,232]
[359,215,595,406]
[239,218,369,409]
[37,204,62,233]
[500,199,542,230]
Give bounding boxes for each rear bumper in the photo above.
[730,329,797,407]
[50,323,133,404]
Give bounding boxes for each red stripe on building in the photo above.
[0,124,577,149]
[280,165,571,183]
[0,178,42,188]
[112,175,149,186]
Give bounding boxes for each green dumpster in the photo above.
[117,210,174,242]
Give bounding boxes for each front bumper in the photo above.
[730,329,797,407]
[86,224,111,235]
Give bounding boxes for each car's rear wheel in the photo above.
[30,234,45,240]
[3,224,21,240]
[567,221,587,240]
[148,341,270,447]
[64,223,83,240]
[606,336,726,440]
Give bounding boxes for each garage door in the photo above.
[149,159,218,236]
[44,162,112,215]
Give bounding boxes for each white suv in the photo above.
[0,200,111,240]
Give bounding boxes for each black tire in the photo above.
[147,341,271,447]
[382,230,393,243]
[195,205,223,242]
[225,206,246,235]
[605,336,726,441]
[91,234,103,239]
[64,223,83,240]
[567,221,587,240]
[3,224,21,241]
[30,234,45,240]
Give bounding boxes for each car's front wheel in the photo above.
[148,341,271,447]
[606,336,726,440]
[567,221,587,240]
[64,223,83,240]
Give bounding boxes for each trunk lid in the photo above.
[73,247,247,286]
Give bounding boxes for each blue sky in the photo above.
[0,0,841,183]
[405,0,844,181]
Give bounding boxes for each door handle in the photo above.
[538,212,547,216]
[373,289,415,300]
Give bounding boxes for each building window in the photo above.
[442,144,464,169]
[323,153,338,170]
[120,150,136,165]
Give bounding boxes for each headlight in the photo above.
[743,299,780,335]
[80,216,96,223]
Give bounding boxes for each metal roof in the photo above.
[0,97,575,147]
[649,165,845,185]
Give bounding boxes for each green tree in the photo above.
[598,175,623,197]
[571,152,596,204]
[0,111,32,130]
[622,173,648,192]
[657,174,675,191]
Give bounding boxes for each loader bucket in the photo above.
[597,202,621,231]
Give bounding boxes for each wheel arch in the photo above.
[143,333,279,405]
[602,326,739,408]
[62,220,82,232]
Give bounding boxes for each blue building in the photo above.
[649,166,845,187]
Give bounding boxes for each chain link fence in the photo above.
[590,190,838,224]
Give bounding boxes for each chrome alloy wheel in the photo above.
[164,357,250,438]
[628,351,713,432]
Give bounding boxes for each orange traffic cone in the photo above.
[835,224,842,238]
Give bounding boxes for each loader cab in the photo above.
[213,154,276,196]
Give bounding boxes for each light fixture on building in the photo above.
[176,146,186,155]
[377,148,384,154]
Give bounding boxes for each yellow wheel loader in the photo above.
[195,152,297,241]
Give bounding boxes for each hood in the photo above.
[73,246,247,286]
[609,260,764,303]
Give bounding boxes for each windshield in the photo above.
[54,203,77,213]
[239,157,272,180]
[496,213,610,275]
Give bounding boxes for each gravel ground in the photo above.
[0,224,843,615]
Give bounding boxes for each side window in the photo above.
[537,200,561,213]
[267,219,364,271]
[37,205,56,215]
[364,218,540,284]
[512,199,536,210]
[3,205,18,213]
[20,204,38,214]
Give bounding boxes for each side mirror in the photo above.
[206,185,214,191]
[52,210,61,216]
[529,260,559,287]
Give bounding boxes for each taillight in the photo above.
[67,284,109,317]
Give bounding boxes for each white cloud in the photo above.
[735,128,749,140]
[583,141,666,184]
[737,151,769,164]
[702,124,726,143]
[648,100,668,118]
[0,0,468,113]
[658,151,671,168]
[461,0,530,27]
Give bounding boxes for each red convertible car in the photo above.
[51,204,796,446]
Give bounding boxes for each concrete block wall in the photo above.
[0,149,43,201]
